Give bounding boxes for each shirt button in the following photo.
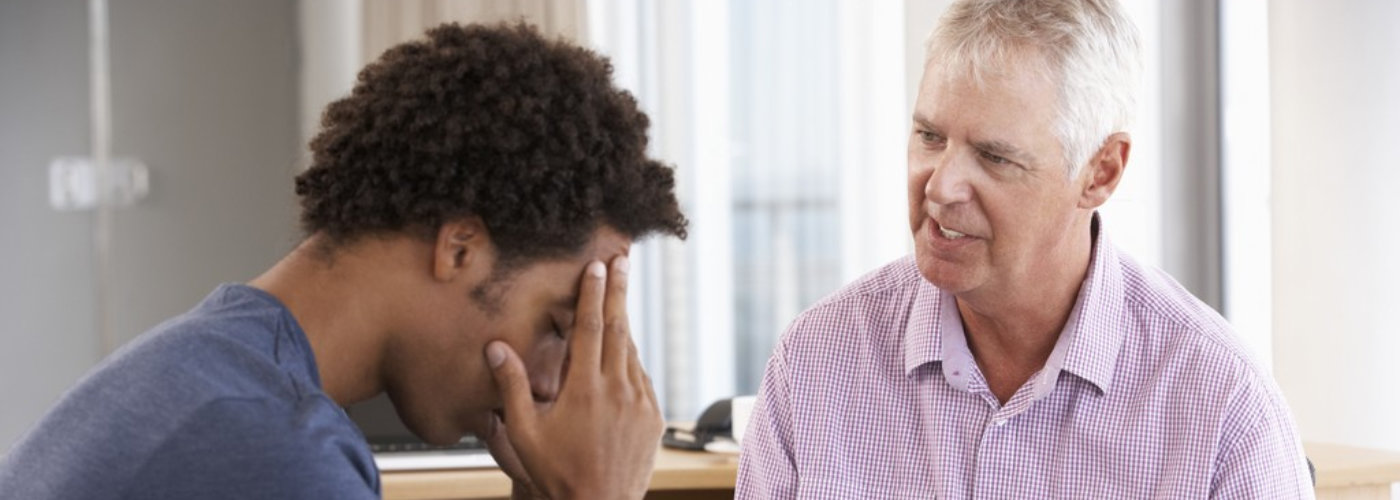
[993,418,1008,427]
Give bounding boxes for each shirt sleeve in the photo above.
[1210,381,1316,499]
[124,397,380,500]
[736,338,800,499]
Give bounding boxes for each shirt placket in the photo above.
[967,369,1041,499]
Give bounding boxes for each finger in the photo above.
[601,255,631,377]
[642,370,659,408]
[483,414,528,481]
[626,338,645,391]
[483,415,548,498]
[568,261,607,376]
[630,345,657,407]
[636,366,664,440]
[485,341,538,428]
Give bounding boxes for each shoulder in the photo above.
[1118,253,1234,338]
[0,286,347,499]
[0,394,376,500]
[771,256,923,370]
[94,314,293,407]
[131,396,379,498]
[167,396,371,465]
[1112,251,1286,417]
[808,255,925,311]
[784,256,919,335]
[106,284,318,405]
[1116,252,1259,372]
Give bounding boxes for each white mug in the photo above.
[730,395,757,447]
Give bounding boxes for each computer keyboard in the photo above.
[368,435,486,453]
[369,435,497,471]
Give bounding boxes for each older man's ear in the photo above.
[1078,132,1131,210]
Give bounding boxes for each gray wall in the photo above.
[0,0,102,454]
[1,0,302,452]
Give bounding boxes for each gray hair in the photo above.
[925,0,1142,176]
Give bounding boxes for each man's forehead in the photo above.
[524,228,631,292]
[920,54,1058,115]
[580,225,633,258]
[923,43,1056,93]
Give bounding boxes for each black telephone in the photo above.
[661,398,733,450]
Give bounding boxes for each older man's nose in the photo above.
[925,150,973,206]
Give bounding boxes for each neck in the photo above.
[957,215,1096,392]
[248,236,396,407]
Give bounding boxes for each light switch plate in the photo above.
[49,156,149,211]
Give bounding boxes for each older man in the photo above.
[736,0,1313,497]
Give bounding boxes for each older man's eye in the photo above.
[979,150,1012,165]
[917,130,945,147]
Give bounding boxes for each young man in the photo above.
[0,23,686,499]
[737,0,1313,497]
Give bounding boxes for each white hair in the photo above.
[925,0,1142,176]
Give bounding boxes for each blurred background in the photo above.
[2,0,1397,459]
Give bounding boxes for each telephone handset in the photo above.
[661,398,733,451]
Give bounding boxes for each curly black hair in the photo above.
[296,22,687,267]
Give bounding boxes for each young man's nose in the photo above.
[528,352,565,402]
[531,375,560,402]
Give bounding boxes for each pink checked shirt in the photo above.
[736,225,1314,499]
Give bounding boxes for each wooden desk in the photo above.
[385,441,1400,499]
[381,447,738,500]
[1307,442,1400,499]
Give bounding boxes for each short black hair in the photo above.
[296,22,687,266]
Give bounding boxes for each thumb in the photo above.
[485,341,538,427]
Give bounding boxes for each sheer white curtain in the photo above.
[1219,0,1272,372]
[360,0,587,61]
[588,0,908,419]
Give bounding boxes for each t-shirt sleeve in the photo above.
[124,397,379,500]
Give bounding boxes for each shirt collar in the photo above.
[903,277,943,376]
[902,213,1128,396]
[1057,214,1127,395]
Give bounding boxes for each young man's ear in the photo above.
[1078,132,1131,210]
[432,217,489,282]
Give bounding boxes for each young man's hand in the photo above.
[484,256,663,499]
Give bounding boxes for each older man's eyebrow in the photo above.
[911,113,936,131]
[970,138,1028,161]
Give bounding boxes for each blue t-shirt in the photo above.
[0,284,380,499]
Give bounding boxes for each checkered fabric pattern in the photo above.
[736,224,1314,499]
